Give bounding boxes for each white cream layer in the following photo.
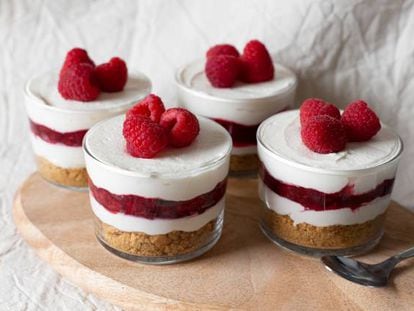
[232,145,257,156]
[84,115,231,200]
[30,133,84,168]
[260,110,401,171]
[176,60,297,126]
[258,110,401,193]
[260,181,390,226]
[28,71,151,110]
[91,195,224,235]
[25,71,151,132]
[183,59,297,100]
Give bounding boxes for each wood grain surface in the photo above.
[13,173,414,311]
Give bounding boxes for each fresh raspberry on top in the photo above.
[341,100,381,142]
[240,40,274,83]
[205,55,241,88]
[58,63,100,102]
[301,115,347,154]
[123,116,168,158]
[300,98,340,126]
[95,57,128,92]
[160,108,200,147]
[61,48,95,73]
[126,94,166,123]
[206,44,240,59]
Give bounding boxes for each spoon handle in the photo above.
[394,246,414,261]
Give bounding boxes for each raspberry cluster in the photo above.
[123,94,200,158]
[300,98,381,154]
[205,40,274,88]
[58,48,128,102]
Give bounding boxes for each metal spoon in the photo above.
[321,247,414,287]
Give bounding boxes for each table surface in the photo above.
[13,174,414,311]
[1,1,414,310]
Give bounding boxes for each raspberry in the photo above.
[126,94,166,123]
[95,57,128,92]
[301,115,347,154]
[58,63,100,102]
[122,116,168,158]
[61,48,95,74]
[206,44,240,58]
[341,100,381,142]
[300,98,340,126]
[240,40,274,83]
[160,108,200,147]
[205,55,241,88]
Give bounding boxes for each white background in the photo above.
[1,0,413,309]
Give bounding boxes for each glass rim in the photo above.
[174,59,298,104]
[83,115,233,179]
[24,71,152,114]
[257,113,404,176]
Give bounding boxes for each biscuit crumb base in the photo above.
[96,217,218,257]
[37,156,88,188]
[230,154,258,175]
[262,207,386,249]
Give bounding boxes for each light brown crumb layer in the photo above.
[230,153,258,173]
[263,207,386,249]
[96,217,217,257]
[36,156,88,188]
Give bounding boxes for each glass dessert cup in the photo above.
[83,115,232,264]
[257,111,403,257]
[175,59,297,177]
[24,72,151,190]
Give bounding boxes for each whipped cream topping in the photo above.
[27,71,151,111]
[85,115,232,177]
[259,110,402,171]
[178,59,297,101]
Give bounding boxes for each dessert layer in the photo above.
[260,165,394,212]
[27,71,151,110]
[37,156,88,187]
[85,115,231,177]
[180,59,296,100]
[97,216,219,257]
[176,61,296,126]
[91,195,224,234]
[232,145,257,156]
[30,133,84,168]
[89,179,226,219]
[230,154,258,174]
[30,119,86,146]
[25,72,151,132]
[258,110,402,171]
[260,181,390,226]
[262,208,385,249]
[213,118,257,147]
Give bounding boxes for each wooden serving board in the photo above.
[13,173,414,310]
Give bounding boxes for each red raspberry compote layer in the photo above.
[257,110,402,255]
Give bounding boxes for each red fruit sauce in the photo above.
[259,164,394,211]
[213,118,258,147]
[30,119,87,147]
[89,179,227,219]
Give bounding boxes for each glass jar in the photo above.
[83,115,232,264]
[257,110,403,256]
[24,71,151,189]
[175,59,297,177]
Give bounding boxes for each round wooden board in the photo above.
[13,173,414,311]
